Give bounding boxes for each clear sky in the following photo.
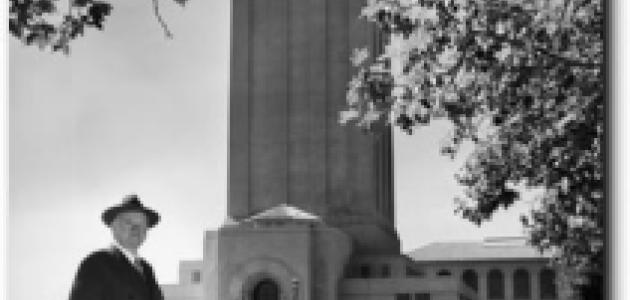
[6,1,557,300]
[9,1,229,299]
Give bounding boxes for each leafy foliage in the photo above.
[342,0,604,296]
[9,0,189,54]
[10,0,113,54]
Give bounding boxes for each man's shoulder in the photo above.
[72,247,122,282]
[79,247,119,266]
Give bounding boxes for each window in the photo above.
[360,264,371,278]
[381,264,391,278]
[487,269,505,299]
[415,293,430,300]
[462,269,478,291]
[191,270,201,284]
[540,268,557,299]
[406,266,425,277]
[513,269,531,299]
[396,293,411,300]
[436,269,452,277]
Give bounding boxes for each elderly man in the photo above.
[69,195,164,300]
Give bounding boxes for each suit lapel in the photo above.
[107,246,161,300]
[108,247,148,286]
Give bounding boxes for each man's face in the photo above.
[110,211,149,252]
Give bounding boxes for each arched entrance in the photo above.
[251,279,280,300]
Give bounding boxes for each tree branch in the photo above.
[151,0,173,39]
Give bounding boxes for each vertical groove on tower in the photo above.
[309,0,328,217]
[284,0,293,203]
[388,129,395,223]
[376,133,382,213]
[228,0,253,219]
[246,0,253,216]
[346,0,356,213]
[326,0,350,215]
[349,0,376,215]
[289,0,315,213]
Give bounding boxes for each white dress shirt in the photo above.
[112,241,143,271]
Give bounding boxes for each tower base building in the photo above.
[163,212,559,300]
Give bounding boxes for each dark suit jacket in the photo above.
[69,247,164,300]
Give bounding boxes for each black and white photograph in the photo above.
[5,0,624,300]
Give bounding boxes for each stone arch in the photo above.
[227,257,302,300]
[539,268,557,299]
[487,269,505,299]
[513,268,531,299]
[462,269,478,291]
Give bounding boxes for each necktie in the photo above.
[133,258,144,276]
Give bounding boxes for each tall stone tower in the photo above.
[204,1,401,299]
[228,0,399,255]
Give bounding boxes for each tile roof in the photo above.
[246,203,321,221]
[407,237,550,261]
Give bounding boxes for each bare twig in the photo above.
[151,0,173,39]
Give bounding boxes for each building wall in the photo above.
[202,231,219,300]
[211,219,352,300]
[216,224,312,300]
[176,261,204,285]
[311,224,354,300]
[162,244,561,300]
[345,254,409,279]
[339,277,475,300]
[162,284,203,300]
[412,260,562,300]
[162,261,204,300]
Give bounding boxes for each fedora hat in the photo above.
[102,194,160,227]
